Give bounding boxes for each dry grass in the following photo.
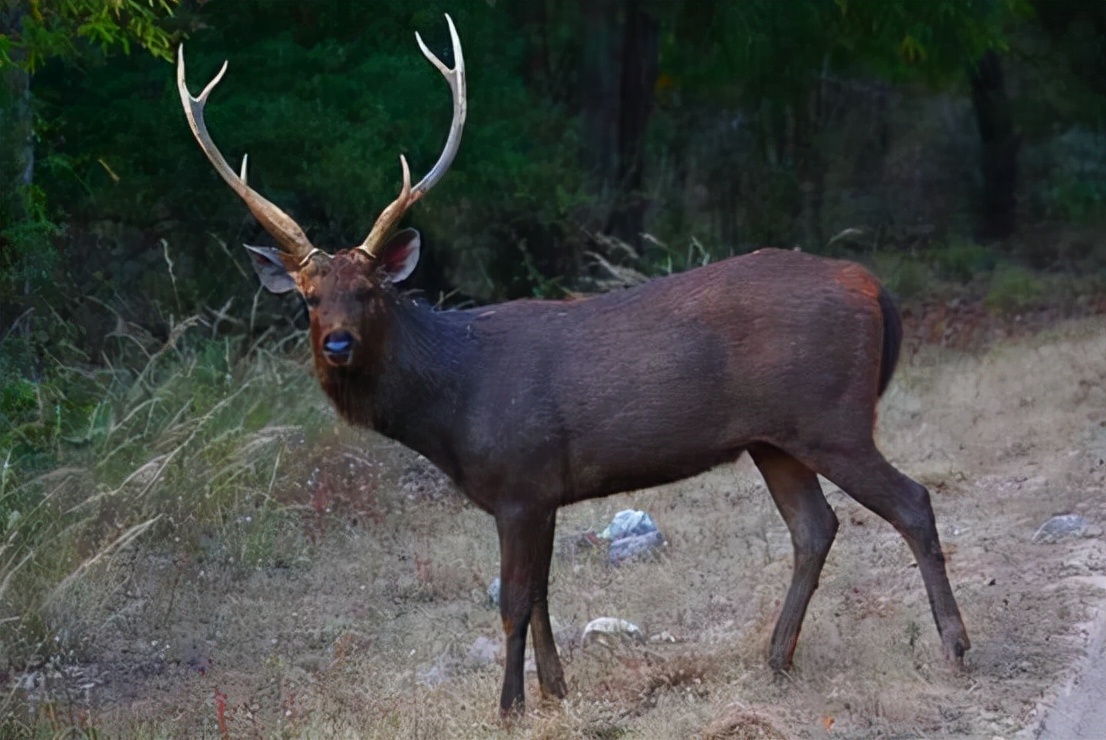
[1,320,325,691]
[2,318,1105,738]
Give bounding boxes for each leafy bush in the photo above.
[1031,127,1106,226]
[930,241,998,282]
[870,253,937,300]
[984,264,1044,314]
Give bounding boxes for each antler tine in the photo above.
[358,14,467,258]
[355,155,412,259]
[412,13,467,196]
[177,46,317,262]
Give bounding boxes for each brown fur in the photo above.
[289,245,968,715]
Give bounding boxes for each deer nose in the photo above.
[322,330,356,364]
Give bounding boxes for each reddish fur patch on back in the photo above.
[834,263,881,302]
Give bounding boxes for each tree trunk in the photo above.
[969,50,1019,242]
[1,6,34,319]
[795,92,826,251]
[579,0,659,252]
[605,1,659,250]
[1,7,32,232]
[579,0,620,194]
[513,0,551,91]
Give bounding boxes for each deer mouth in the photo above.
[322,330,357,366]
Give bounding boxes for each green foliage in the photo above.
[651,0,1035,250]
[517,242,566,298]
[664,0,1030,104]
[26,0,588,302]
[4,0,1098,307]
[641,235,715,276]
[828,0,1032,81]
[869,240,1001,298]
[1044,178,1106,224]
[1,0,1101,316]
[930,241,999,282]
[1,0,181,307]
[0,0,179,71]
[1036,129,1106,225]
[984,263,1044,313]
[870,253,937,300]
[0,183,62,289]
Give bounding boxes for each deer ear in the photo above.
[376,228,421,284]
[244,245,298,294]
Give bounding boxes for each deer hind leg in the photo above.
[495,505,563,715]
[530,591,567,700]
[749,443,839,672]
[805,443,970,667]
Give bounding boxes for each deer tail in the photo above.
[877,286,902,397]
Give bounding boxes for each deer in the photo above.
[177,15,969,716]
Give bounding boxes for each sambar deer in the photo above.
[177,15,969,715]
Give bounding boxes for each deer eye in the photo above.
[304,295,321,309]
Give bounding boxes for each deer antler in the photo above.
[177,47,319,264]
[356,14,467,259]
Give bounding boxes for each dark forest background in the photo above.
[1,0,1105,477]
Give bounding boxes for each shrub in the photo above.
[984,264,1044,314]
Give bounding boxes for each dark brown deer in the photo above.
[177,15,969,715]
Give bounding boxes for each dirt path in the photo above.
[1033,599,1106,738]
[7,318,1106,737]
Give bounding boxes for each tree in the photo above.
[0,0,178,294]
[574,0,660,251]
[970,49,1019,241]
[660,0,1030,249]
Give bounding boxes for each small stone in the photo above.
[1032,514,1092,543]
[467,635,502,666]
[582,617,645,646]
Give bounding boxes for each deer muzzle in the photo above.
[321,330,357,366]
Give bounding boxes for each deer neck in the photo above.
[319,294,474,481]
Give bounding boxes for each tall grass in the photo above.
[0,313,329,684]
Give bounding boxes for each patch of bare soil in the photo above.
[6,319,1106,738]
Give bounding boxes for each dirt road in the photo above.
[1033,601,1106,738]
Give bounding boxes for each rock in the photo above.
[582,617,645,647]
[416,658,455,687]
[598,509,665,564]
[1033,514,1095,543]
[467,635,502,666]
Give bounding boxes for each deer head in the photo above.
[177,15,466,369]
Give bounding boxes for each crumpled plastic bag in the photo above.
[599,509,658,541]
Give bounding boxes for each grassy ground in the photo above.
[2,300,1105,737]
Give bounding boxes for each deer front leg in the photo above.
[529,517,567,701]
[495,505,560,716]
